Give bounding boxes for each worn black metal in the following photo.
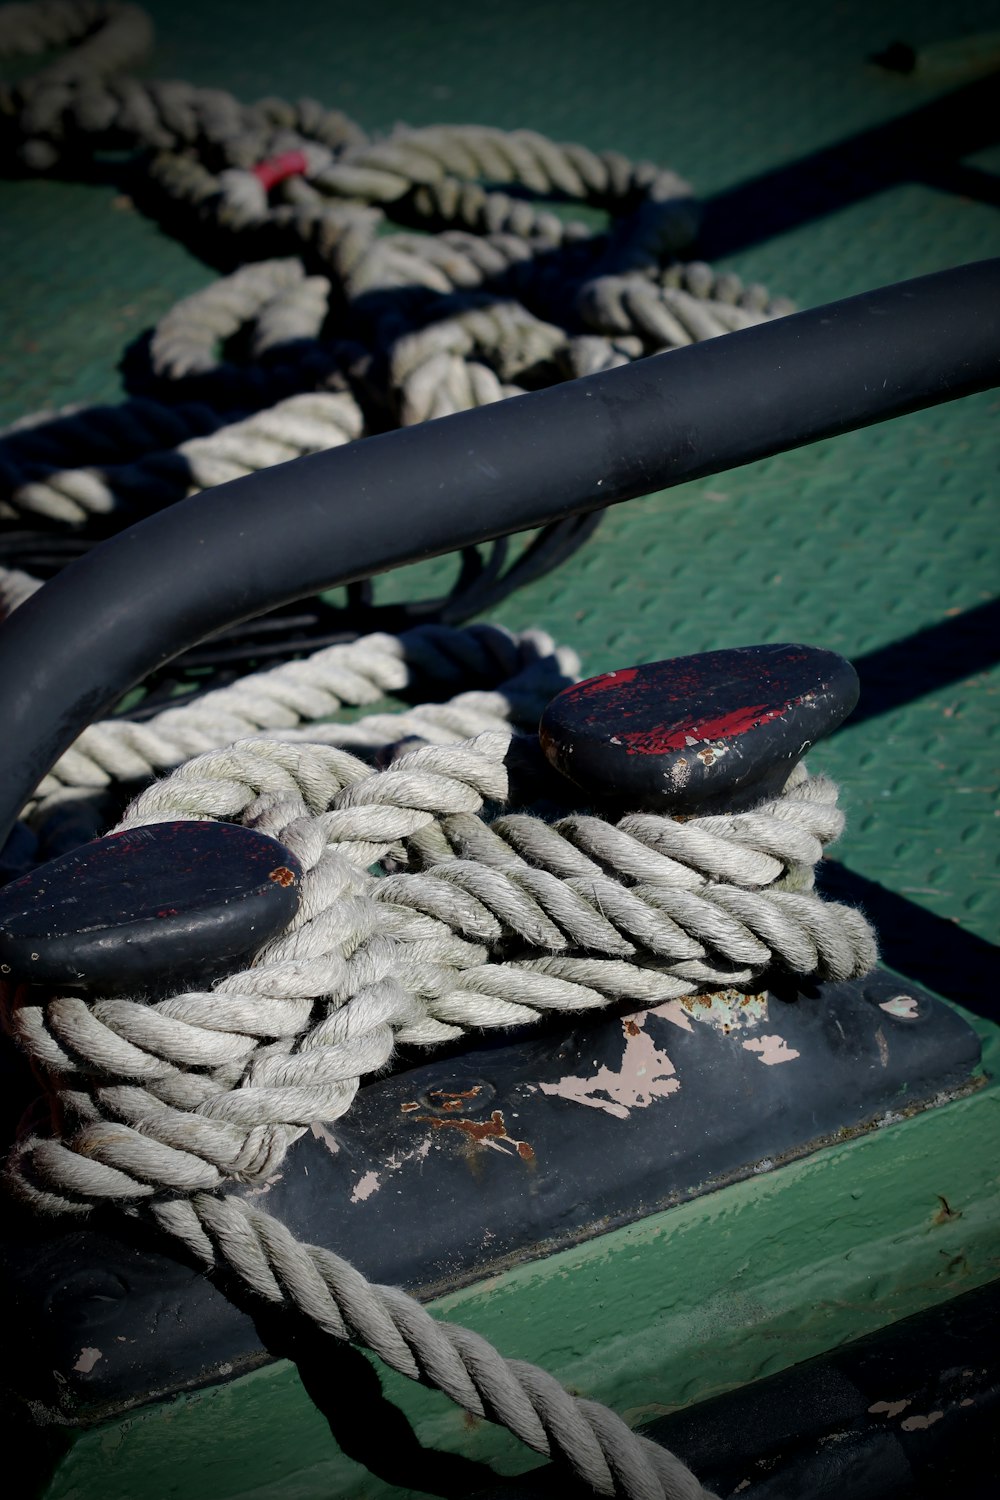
[539,644,859,813]
[0,822,302,988]
[0,260,996,847]
[0,968,980,1426]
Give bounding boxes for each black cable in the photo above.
[0,259,997,844]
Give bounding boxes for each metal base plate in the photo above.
[0,967,981,1427]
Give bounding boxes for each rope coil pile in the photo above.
[1,0,793,533]
[1,7,876,1498]
[6,727,875,1500]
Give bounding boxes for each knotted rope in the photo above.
[1,0,793,537]
[0,7,874,1495]
[4,701,876,1500]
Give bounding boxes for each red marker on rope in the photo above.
[252,149,310,191]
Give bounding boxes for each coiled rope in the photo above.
[1,1,793,533]
[5,726,876,1500]
[0,6,874,1497]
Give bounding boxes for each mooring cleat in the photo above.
[0,821,302,988]
[539,643,859,814]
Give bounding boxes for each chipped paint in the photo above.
[650,999,694,1032]
[386,1135,433,1170]
[538,1011,679,1120]
[742,1034,800,1066]
[869,1398,911,1418]
[245,1172,283,1197]
[900,1410,944,1431]
[681,988,767,1034]
[73,1348,103,1374]
[875,1026,889,1067]
[880,994,919,1020]
[309,1121,340,1154]
[350,1170,381,1203]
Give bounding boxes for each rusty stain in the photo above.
[624,1018,642,1036]
[268,866,297,887]
[742,1033,800,1065]
[415,1108,535,1161]
[934,1194,962,1224]
[425,1085,483,1113]
[399,1100,420,1113]
[682,988,767,1034]
[73,1347,103,1374]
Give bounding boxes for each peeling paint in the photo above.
[309,1121,340,1154]
[386,1136,433,1171]
[900,1410,944,1431]
[350,1170,381,1203]
[245,1172,283,1197]
[742,1034,800,1066]
[682,988,767,1034]
[880,994,920,1020]
[539,1012,679,1119]
[651,999,694,1032]
[73,1348,103,1374]
[869,1398,911,1418]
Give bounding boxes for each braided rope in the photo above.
[0,7,851,1494]
[0,0,796,529]
[5,710,875,1500]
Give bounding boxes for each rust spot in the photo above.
[268,866,297,888]
[426,1085,483,1113]
[934,1194,962,1224]
[696,747,716,766]
[399,1100,420,1113]
[414,1108,534,1162]
[624,1018,641,1037]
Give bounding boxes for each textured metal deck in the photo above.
[2,0,997,1006]
[1,6,998,1495]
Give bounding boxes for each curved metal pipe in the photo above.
[1,258,998,845]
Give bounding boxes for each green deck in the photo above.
[2,0,999,1495]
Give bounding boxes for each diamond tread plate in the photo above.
[1,0,998,1002]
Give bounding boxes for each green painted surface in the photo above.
[2,0,999,1495]
[41,1014,1000,1500]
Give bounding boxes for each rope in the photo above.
[0,1,796,531]
[5,728,874,1500]
[0,7,861,1496]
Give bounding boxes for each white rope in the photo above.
[0,7,850,1494]
[5,703,876,1499]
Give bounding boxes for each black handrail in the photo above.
[0,258,997,846]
